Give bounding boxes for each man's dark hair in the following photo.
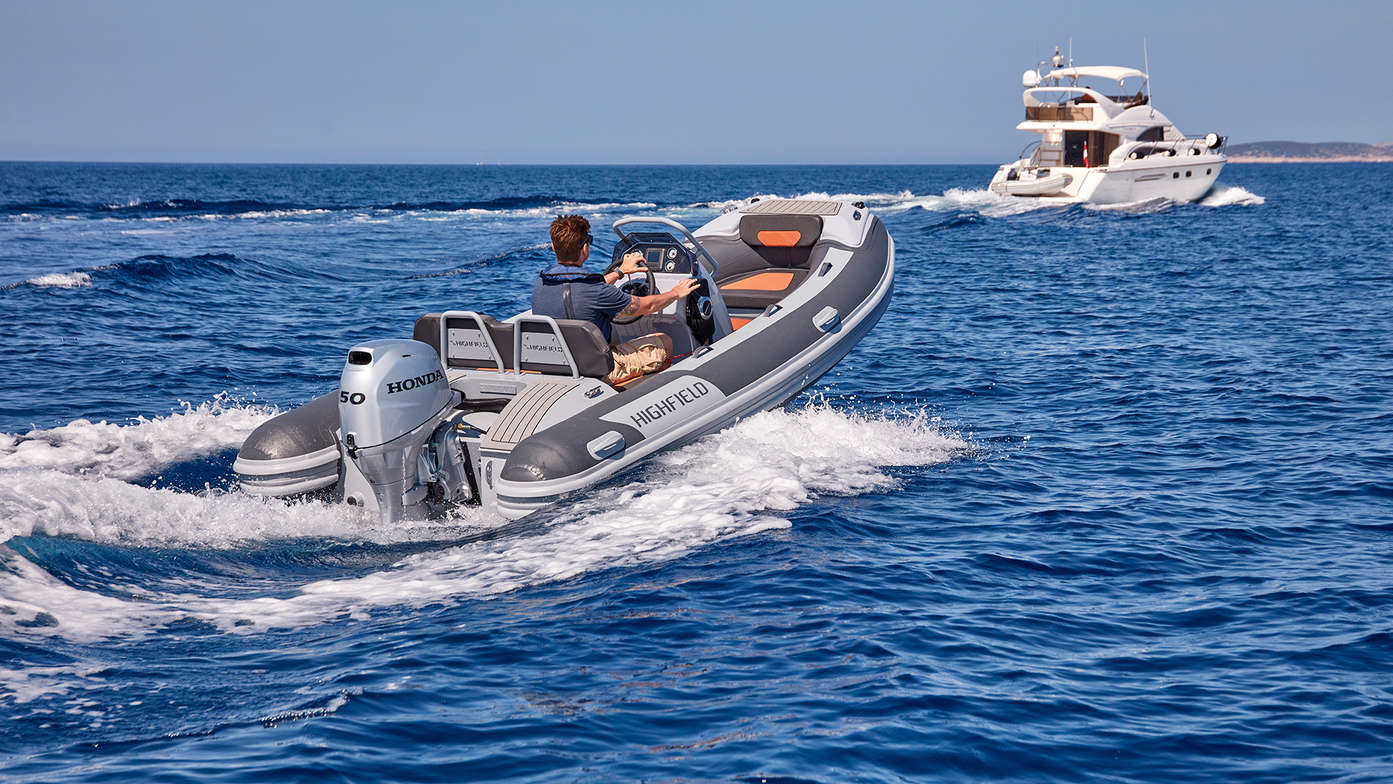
[550,214,591,265]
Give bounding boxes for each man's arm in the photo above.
[618,278,700,318]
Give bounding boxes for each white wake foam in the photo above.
[0,473,389,547]
[0,663,113,704]
[20,271,93,289]
[0,405,967,642]
[702,185,1264,217]
[701,188,1053,218]
[1080,183,1267,213]
[1199,185,1265,207]
[882,187,1054,217]
[0,396,272,482]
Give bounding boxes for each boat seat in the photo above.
[739,213,821,249]
[515,317,615,378]
[413,313,444,353]
[737,213,823,267]
[417,312,614,378]
[718,269,807,310]
[609,313,695,357]
[416,312,516,370]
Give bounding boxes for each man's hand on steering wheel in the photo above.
[617,252,648,277]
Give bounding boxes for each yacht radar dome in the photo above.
[1021,69,1040,88]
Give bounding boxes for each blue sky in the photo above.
[2,0,1388,163]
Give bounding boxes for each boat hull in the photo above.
[491,217,894,517]
[991,157,1226,204]
[492,230,894,517]
[234,200,896,523]
[233,392,341,496]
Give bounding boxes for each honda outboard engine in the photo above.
[338,338,463,523]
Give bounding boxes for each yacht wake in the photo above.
[1199,185,1265,207]
[700,188,1052,218]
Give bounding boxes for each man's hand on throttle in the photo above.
[671,278,700,299]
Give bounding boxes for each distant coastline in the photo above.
[1227,141,1393,163]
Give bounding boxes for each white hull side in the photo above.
[991,158,1225,205]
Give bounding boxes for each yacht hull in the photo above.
[991,157,1225,204]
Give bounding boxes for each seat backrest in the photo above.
[737,213,823,267]
[412,313,444,354]
[423,311,515,370]
[416,312,611,377]
[516,316,614,378]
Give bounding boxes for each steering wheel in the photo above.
[605,255,656,325]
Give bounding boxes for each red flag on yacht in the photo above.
[1083,140,1089,167]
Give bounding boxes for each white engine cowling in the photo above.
[338,339,455,522]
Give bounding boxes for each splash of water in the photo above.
[0,404,968,644]
[1199,184,1265,207]
[0,396,272,483]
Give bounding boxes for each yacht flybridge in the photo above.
[990,48,1226,204]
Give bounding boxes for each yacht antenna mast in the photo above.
[1143,38,1153,117]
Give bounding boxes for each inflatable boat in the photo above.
[233,199,895,522]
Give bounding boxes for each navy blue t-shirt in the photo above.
[531,264,632,342]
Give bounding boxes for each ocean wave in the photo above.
[0,404,968,639]
[412,242,554,279]
[103,198,294,217]
[3,195,669,222]
[4,253,262,293]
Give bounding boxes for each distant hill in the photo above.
[1227,141,1393,162]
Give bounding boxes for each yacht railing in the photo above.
[1123,136,1224,161]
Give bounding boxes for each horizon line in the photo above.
[0,159,1002,167]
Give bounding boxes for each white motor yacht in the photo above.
[989,48,1226,204]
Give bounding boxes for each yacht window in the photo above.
[1139,126,1164,142]
[1064,131,1120,167]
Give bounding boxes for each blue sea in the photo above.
[1,162,1390,782]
